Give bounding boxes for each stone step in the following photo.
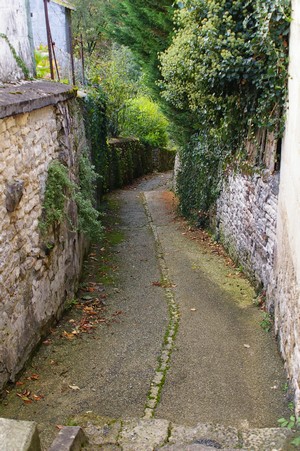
[70,414,295,450]
[0,415,296,450]
[0,417,41,451]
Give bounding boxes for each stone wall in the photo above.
[215,172,279,295]
[0,82,87,389]
[272,0,300,414]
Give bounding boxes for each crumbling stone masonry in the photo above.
[0,82,87,389]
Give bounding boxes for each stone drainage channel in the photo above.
[142,193,180,420]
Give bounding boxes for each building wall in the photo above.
[0,90,87,389]
[0,0,34,82]
[29,0,72,80]
[273,0,300,413]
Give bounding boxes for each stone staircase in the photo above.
[0,416,297,450]
[79,417,295,450]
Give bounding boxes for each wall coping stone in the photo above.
[0,81,76,119]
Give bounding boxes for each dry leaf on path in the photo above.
[68,385,80,391]
[27,374,39,381]
[62,331,76,340]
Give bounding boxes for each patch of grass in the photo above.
[260,312,273,332]
[281,382,289,393]
[66,418,79,426]
[107,230,125,246]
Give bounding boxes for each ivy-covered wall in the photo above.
[106,138,153,190]
[106,139,174,192]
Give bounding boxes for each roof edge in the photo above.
[51,0,76,11]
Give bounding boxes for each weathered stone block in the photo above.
[0,418,41,451]
[5,180,24,212]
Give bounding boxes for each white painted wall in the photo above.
[0,0,34,82]
[274,0,300,413]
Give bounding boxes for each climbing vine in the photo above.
[0,33,30,79]
[159,0,291,220]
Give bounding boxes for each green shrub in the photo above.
[34,45,50,79]
[40,155,103,242]
[121,96,170,148]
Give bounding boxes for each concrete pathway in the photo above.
[0,172,290,449]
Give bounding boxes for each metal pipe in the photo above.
[68,13,76,85]
[43,0,54,80]
[80,33,85,85]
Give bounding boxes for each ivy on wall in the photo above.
[84,86,109,204]
[159,0,291,220]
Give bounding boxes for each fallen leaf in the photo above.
[56,425,64,430]
[17,390,32,404]
[190,308,197,312]
[33,394,44,401]
[62,331,76,340]
[27,374,39,381]
[71,329,80,336]
[152,281,162,287]
[68,385,80,391]
[244,344,250,348]
[16,381,24,386]
[112,310,123,316]
[43,339,52,345]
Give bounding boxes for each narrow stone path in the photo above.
[0,172,290,449]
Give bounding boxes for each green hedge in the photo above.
[107,138,153,190]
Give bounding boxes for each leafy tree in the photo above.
[72,0,110,57]
[102,0,175,91]
[88,44,142,136]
